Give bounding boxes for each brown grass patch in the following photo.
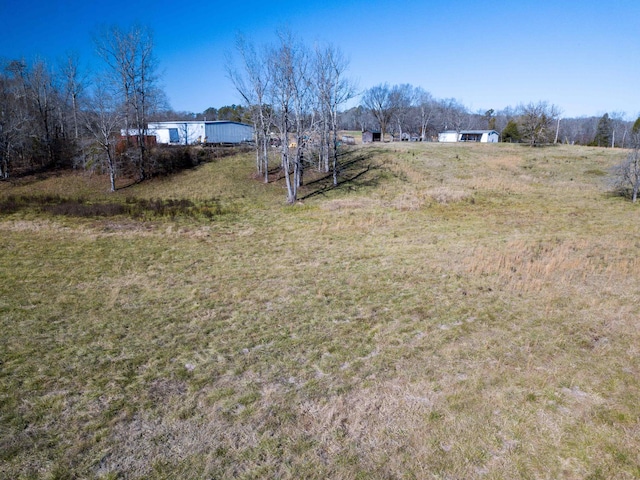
[3,143,640,479]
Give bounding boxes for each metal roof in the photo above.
[459,130,499,135]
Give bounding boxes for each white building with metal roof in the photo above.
[438,130,500,143]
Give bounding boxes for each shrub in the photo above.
[610,148,640,202]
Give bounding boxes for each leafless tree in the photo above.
[268,31,311,203]
[609,112,628,148]
[230,31,355,201]
[9,59,63,168]
[0,61,28,178]
[362,83,394,141]
[60,53,86,141]
[389,84,415,141]
[612,147,640,202]
[82,80,122,191]
[95,24,160,180]
[314,44,356,185]
[518,101,561,146]
[436,98,469,132]
[415,88,435,141]
[227,34,273,182]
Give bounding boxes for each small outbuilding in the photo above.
[147,121,254,145]
[438,130,500,143]
[362,130,382,143]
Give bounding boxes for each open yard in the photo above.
[1,142,639,479]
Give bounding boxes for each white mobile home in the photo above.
[438,131,460,143]
[438,130,500,143]
[147,121,254,145]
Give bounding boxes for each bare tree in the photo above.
[612,147,640,202]
[82,80,122,191]
[610,112,628,148]
[227,34,272,182]
[268,31,310,203]
[95,24,160,180]
[10,59,64,168]
[437,98,469,132]
[389,84,415,141]
[230,31,355,201]
[0,61,28,178]
[287,34,313,191]
[362,83,394,141]
[314,44,356,185]
[60,53,86,141]
[415,88,435,141]
[518,101,560,146]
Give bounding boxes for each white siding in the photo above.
[147,121,254,145]
[438,130,500,143]
[438,131,459,142]
[147,122,206,145]
[481,131,499,143]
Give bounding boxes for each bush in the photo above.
[610,148,640,202]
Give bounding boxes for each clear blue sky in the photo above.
[1,0,639,118]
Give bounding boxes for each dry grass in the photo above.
[1,142,639,479]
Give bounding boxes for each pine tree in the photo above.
[593,113,612,147]
[501,120,520,143]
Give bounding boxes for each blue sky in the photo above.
[1,0,639,118]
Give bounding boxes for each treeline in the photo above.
[0,57,80,179]
[339,84,637,147]
[156,104,252,124]
[0,25,224,190]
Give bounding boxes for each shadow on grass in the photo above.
[299,149,385,201]
[0,194,227,219]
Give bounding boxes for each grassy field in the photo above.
[1,142,639,479]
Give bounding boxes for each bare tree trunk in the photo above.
[1,143,9,179]
[633,153,640,203]
[332,114,339,187]
[283,146,295,203]
[107,147,117,192]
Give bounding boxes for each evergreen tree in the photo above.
[502,120,520,143]
[593,113,612,147]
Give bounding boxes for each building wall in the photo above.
[147,122,206,145]
[147,121,254,145]
[438,131,459,142]
[438,131,500,143]
[204,122,254,144]
[482,132,499,143]
[362,131,382,143]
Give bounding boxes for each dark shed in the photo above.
[362,130,381,143]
